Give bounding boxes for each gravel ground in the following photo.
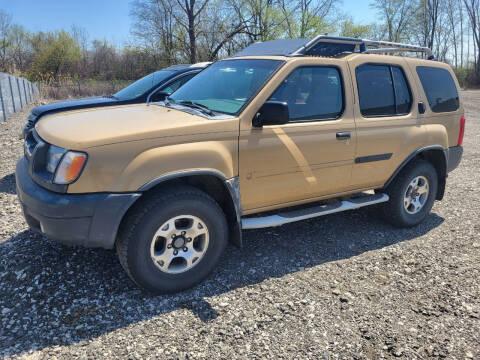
[0,93,479,359]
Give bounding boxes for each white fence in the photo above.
[0,73,39,122]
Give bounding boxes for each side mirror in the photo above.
[149,91,170,103]
[418,102,426,114]
[252,101,289,127]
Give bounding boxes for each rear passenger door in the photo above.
[347,57,426,190]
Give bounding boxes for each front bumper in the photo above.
[16,157,141,248]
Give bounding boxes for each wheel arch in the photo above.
[135,170,242,247]
[383,145,447,200]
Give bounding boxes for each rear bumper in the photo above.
[16,157,141,249]
[447,145,463,173]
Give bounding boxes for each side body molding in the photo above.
[139,170,244,247]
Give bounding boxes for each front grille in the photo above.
[23,114,37,137]
[22,129,68,193]
[25,120,34,130]
[27,113,37,126]
[24,130,39,160]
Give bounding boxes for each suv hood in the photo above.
[31,96,119,117]
[35,104,232,149]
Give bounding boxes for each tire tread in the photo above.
[380,159,437,228]
[116,185,225,290]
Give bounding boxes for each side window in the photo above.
[392,67,412,114]
[161,73,196,95]
[356,64,412,117]
[268,66,343,122]
[416,66,459,112]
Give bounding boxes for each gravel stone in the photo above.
[0,92,479,359]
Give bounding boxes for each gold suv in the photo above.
[16,36,465,293]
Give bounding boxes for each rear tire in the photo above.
[116,185,228,293]
[380,160,438,228]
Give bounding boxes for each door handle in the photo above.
[336,132,351,140]
[418,102,426,114]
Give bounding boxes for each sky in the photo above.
[1,0,376,46]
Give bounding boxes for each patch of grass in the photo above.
[39,78,132,100]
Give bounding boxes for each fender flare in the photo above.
[139,169,228,191]
[139,170,243,247]
[383,145,447,200]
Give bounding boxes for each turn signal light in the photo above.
[54,152,87,184]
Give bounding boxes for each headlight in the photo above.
[46,146,87,184]
[53,151,88,184]
[46,145,66,173]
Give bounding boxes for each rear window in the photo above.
[416,66,459,113]
[356,64,412,117]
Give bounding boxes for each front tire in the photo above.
[380,160,438,228]
[116,185,228,293]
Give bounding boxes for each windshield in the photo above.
[169,59,284,115]
[114,70,175,100]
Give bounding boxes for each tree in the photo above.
[197,0,247,60]
[0,10,12,72]
[132,0,248,64]
[168,0,211,63]
[463,0,480,82]
[415,0,440,50]
[71,25,89,76]
[90,39,118,79]
[131,0,179,64]
[297,0,337,38]
[370,0,415,42]
[446,0,460,68]
[340,18,373,38]
[28,31,81,81]
[230,0,285,42]
[8,25,30,73]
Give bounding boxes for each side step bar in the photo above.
[241,193,389,230]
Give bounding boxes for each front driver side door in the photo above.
[239,62,356,213]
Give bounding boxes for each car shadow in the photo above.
[0,173,16,195]
[0,207,444,357]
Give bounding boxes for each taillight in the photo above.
[458,116,466,146]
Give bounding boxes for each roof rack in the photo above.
[358,39,433,59]
[232,35,434,59]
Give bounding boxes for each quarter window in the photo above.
[416,66,459,113]
[356,64,412,117]
[392,67,412,114]
[268,66,344,122]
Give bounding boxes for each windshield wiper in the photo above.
[164,96,175,106]
[178,100,214,116]
[105,94,118,99]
